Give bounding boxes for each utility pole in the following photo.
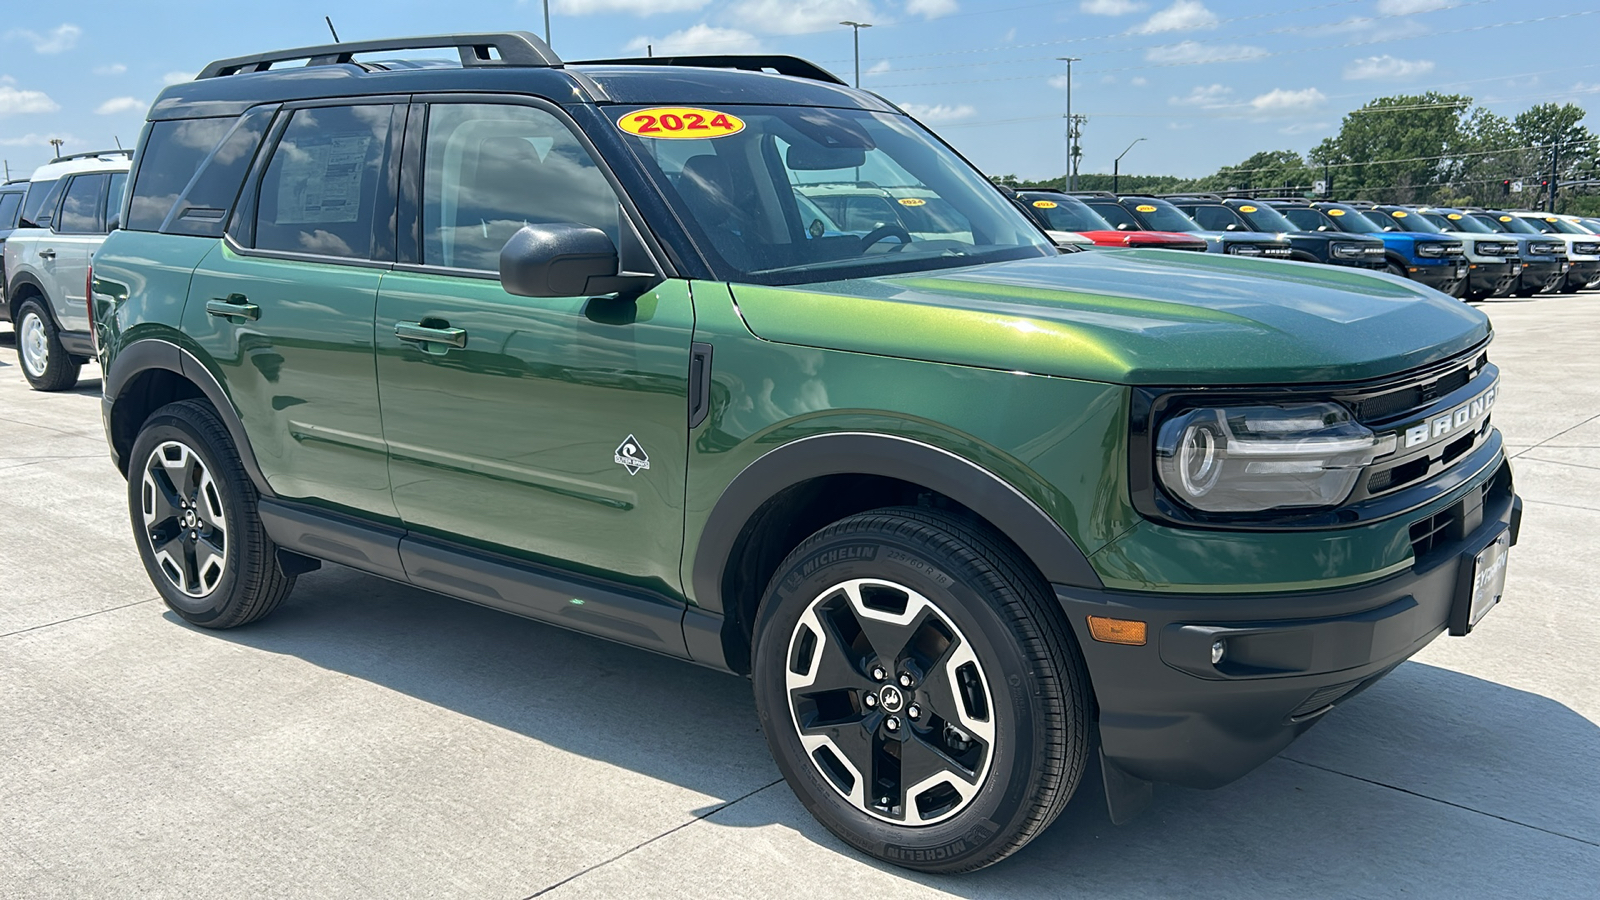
[1069,115,1087,189]
[1057,57,1080,191]
[1549,142,1559,213]
[1324,161,1332,199]
[840,21,872,88]
[543,0,551,48]
[1113,137,1145,195]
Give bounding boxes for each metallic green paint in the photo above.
[730,251,1490,385]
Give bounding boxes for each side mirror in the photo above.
[107,215,120,232]
[1117,222,1133,231]
[1225,223,1241,231]
[500,223,650,298]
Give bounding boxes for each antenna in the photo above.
[325,16,340,42]
[4,160,10,181]
[114,135,123,150]
[647,44,652,57]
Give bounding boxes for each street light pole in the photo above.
[1057,57,1080,191]
[840,21,872,87]
[543,0,551,48]
[1113,137,1146,195]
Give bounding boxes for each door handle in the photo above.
[396,321,468,351]
[38,249,56,259]
[206,294,260,321]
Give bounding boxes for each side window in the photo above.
[169,107,273,237]
[127,117,235,232]
[255,105,393,259]
[56,174,109,234]
[422,103,619,271]
[20,179,63,229]
[0,192,21,228]
[108,173,127,227]
[1189,206,1238,231]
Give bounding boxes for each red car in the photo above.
[1017,191,1208,252]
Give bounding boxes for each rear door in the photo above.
[44,173,113,331]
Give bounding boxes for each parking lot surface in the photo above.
[2,293,1598,899]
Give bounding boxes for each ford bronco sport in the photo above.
[91,33,1521,873]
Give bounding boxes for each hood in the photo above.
[729,251,1489,386]
[1073,230,1206,249]
[1200,231,1290,245]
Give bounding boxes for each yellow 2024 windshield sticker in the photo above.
[617,107,745,139]
[1032,200,1058,208]
[1239,205,1258,212]
[1135,204,1158,212]
[898,198,927,207]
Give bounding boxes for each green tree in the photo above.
[1192,150,1313,194]
[1511,103,1595,211]
[1313,93,1474,204]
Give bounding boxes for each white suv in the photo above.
[1509,211,1600,294]
[4,150,131,390]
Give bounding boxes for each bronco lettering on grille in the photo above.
[1402,383,1496,449]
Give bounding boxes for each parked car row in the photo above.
[1005,187,1600,301]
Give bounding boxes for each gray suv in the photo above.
[4,150,131,390]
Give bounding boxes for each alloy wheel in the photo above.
[140,440,228,598]
[19,311,49,378]
[785,578,995,826]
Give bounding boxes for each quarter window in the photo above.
[255,105,393,259]
[0,192,21,229]
[422,103,619,271]
[127,117,234,232]
[57,174,109,234]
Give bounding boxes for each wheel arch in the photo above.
[689,432,1103,674]
[106,339,272,496]
[7,272,48,323]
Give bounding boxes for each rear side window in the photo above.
[254,104,394,259]
[167,107,273,237]
[57,174,109,233]
[19,179,61,228]
[0,192,21,228]
[1188,205,1244,232]
[127,117,235,232]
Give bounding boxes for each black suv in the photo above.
[1166,196,1385,269]
[0,178,27,306]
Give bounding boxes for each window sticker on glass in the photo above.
[617,108,745,139]
[898,197,926,207]
[1329,209,1346,216]
[1239,205,1258,213]
[277,134,372,224]
[1135,204,1157,212]
[1032,200,1057,209]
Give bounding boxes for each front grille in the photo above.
[1408,503,1461,560]
[1262,247,1292,258]
[1350,356,1476,422]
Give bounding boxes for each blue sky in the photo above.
[2,0,1595,181]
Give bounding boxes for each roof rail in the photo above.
[197,32,560,79]
[1261,197,1311,205]
[1067,190,1117,198]
[50,149,134,163]
[573,54,845,85]
[1160,193,1222,201]
[1341,200,1377,209]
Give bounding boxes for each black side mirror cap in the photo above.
[106,215,120,232]
[500,223,653,298]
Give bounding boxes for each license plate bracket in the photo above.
[1449,529,1510,636]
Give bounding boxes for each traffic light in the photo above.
[1502,179,1511,196]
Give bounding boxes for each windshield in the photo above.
[1021,194,1113,232]
[616,105,1053,284]
[1379,209,1443,233]
[1231,203,1298,233]
[1317,206,1386,234]
[1125,199,1202,232]
[1279,207,1333,231]
[1580,219,1600,233]
[1423,211,1492,233]
[1545,218,1587,234]
[1481,213,1542,234]
[1180,204,1252,232]
[1083,199,1140,229]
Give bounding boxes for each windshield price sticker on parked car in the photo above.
[1392,211,1408,218]
[1239,205,1258,212]
[1032,200,1058,208]
[1329,208,1346,216]
[617,107,745,139]
[899,198,927,207]
[1448,213,1463,219]
[1135,204,1158,212]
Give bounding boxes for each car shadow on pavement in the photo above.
[188,564,1600,898]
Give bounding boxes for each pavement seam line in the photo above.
[521,778,785,899]
[1280,756,1600,849]
[1514,455,1600,473]
[1520,498,1600,513]
[1511,412,1600,461]
[0,597,160,640]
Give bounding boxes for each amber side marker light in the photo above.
[1086,616,1147,646]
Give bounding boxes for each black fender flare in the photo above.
[689,431,1104,619]
[105,338,273,496]
[6,271,50,320]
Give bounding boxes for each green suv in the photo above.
[92,33,1521,873]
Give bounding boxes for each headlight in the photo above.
[1473,241,1507,256]
[1227,244,1263,256]
[1330,242,1364,259]
[1416,242,1451,257]
[1530,242,1560,255]
[1155,403,1387,512]
[1575,242,1600,255]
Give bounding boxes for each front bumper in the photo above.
[1566,260,1600,288]
[1467,258,1520,295]
[1406,260,1468,291]
[1518,259,1566,293]
[1057,461,1520,789]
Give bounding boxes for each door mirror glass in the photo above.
[500,223,619,297]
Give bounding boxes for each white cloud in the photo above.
[1249,87,1326,114]
[899,102,976,123]
[624,24,768,55]
[95,96,145,115]
[1170,83,1233,108]
[1081,0,1145,13]
[905,0,958,18]
[0,132,77,147]
[93,63,127,76]
[0,85,59,116]
[1343,54,1435,80]
[552,0,708,12]
[6,23,81,54]
[1129,0,1217,34]
[729,0,878,35]
[1280,121,1331,135]
[1376,0,1453,14]
[162,71,196,85]
[1002,27,1016,41]
[866,59,891,75]
[1131,76,1149,86]
[1146,40,1266,64]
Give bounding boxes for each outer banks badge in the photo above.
[615,435,651,475]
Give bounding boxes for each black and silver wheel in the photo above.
[15,299,81,391]
[753,507,1092,873]
[128,400,295,628]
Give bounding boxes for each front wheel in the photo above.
[752,507,1092,873]
[15,299,81,391]
[1384,262,1407,279]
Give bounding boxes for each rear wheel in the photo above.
[128,400,296,628]
[752,507,1092,873]
[15,299,81,391]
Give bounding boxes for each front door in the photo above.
[376,100,692,599]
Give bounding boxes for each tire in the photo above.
[1559,275,1582,294]
[127,399,296,628]
[751,507,1092,873]
[1384,262,1407,279]
[15,299,81,391]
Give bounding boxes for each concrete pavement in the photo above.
[1,294,1597,898]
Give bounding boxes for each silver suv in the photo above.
[4,150,131,390]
